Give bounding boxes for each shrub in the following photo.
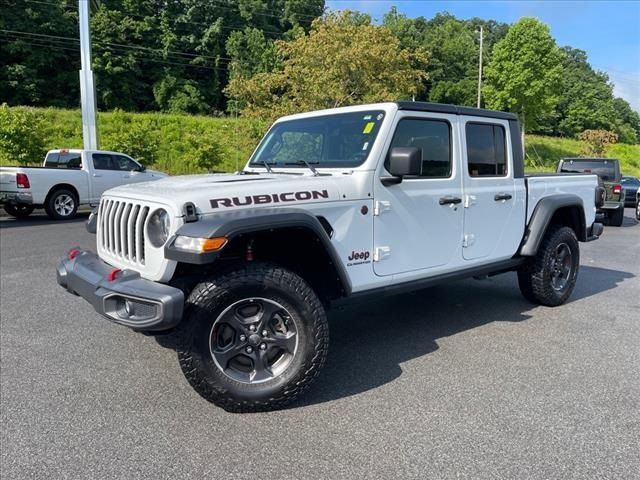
[102,109,159,165]
[0,104,47,165]
[181,134,225,173]
[578,129,618,157]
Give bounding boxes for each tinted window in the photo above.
[92,153,114,170]
[466,123,507,177]
[113,155,139,171]
[44,152,81,169]
[559,160,616,181]
[250,111,385,168]
[386,119,451,177]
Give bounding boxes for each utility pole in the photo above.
[79,0,100,150]
[477,25,483,109]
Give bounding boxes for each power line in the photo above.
[0,29,234,62]
[16,0,293,39]
[0,33,231,72]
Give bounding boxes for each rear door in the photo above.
[373,112,464,276]
[460,118,526,261]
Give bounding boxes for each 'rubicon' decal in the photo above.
[210,190,329,208]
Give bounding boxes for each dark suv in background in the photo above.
[620,176,640,208]
[557,158,625,226]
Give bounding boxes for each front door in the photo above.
[373,113,463,277]
[90,153,127,202]
[460,118,525,261]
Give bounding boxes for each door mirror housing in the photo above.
[382,147,422,185]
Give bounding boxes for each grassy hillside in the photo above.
[3,107,640,177]
[526,135,640,177]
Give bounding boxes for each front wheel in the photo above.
[176,263,329,412]
[517,226,580,306]
[3,204,34,218]
[636,199,640,221]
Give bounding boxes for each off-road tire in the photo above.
[517,226,580,307]
[176,262,329,413]
[3,204,34,218]
[45,188,78,220]
[608,207,624,227]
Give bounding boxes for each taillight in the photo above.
[16,173,30,189]
[613,184,622,195]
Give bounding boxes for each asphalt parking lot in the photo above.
[1,210,639,479]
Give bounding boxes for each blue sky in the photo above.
[326,0,640,111]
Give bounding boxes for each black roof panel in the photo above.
[395,101,518,121]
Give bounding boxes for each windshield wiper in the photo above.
[261,160,274,173]
[284,160,320,176]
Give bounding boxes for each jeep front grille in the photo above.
[98,199,150,265]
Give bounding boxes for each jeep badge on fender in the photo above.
[56,102,603,413]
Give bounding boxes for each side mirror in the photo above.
[382,147,422,185]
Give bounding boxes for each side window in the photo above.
[92,153,114,170]
[386,119,451,177]
[113,155,139,171]
[57,152,82,169]
[466,123,507,177]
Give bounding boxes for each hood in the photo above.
[104,172,344,215]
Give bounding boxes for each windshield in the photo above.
[560,159,618,181]
[250,111,385,168]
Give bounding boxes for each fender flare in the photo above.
[165,207,352,294]
[519,194,586,256]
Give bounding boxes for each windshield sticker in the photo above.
[363,115,372,120]
[362,122,375,134]
[362,142,369,150]
[376,113,384,120]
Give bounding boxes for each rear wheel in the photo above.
[46,189,78,220]
[3,204,34,218]
[517,226,580,306]
[176,262,329,412]
[608,207,624,227]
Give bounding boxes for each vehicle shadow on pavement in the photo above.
[151,265,633,408]
[0,212,90,229]
[293,265,633,408]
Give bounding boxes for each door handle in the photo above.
[439,196,462,205]
[494,193,513,201]
[92,174,102,177]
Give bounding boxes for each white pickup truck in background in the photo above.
[0,149,166,219]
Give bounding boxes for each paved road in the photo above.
[1,210,639,479]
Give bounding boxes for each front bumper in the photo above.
[56,248,184,331]
[0,191,33,205]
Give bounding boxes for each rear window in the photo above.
[560,159,617,181]
[44,152,82,169]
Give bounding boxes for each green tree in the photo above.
[484,18,564,135]
[0,0,80,107]
[612,97,640,144]
[226,27,280,82]
[226,11,428,119]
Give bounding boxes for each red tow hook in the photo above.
[68,248,81,261]
[108,268,122,282]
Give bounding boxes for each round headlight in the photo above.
[147,208,170,248]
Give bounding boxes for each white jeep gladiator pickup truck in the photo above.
[0,149,165,219]
[57,102,604,412]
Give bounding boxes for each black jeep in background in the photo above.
[557,157,625,226]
